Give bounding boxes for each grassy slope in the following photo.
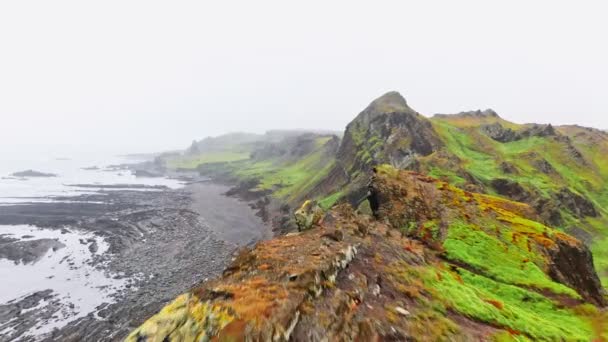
[426,117,608,286]
[167,136,339,205]
[168,151,251,169]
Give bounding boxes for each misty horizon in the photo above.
[1,1,607,155]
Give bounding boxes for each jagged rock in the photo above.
[547,237,606,306]
[480,123,519,143]
[531,158,557,174]
[317,92,443,206]
[490,178,530,202]
[554,188,598,218]
[520,124,556,138]
[532,197,564,227]
[554,135,588,166]
[338,91,442,171]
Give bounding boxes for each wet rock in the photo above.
[88,241,99,254]
[0,238,66,264]
[10,170,58,178]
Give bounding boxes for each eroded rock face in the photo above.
[480,122,519,143]
[547,238,606,306]
[337,91,442,174]
[555,188,598,218]
[479,123,558,143]
[316,91,443,206]
[520,124,556,138]
[490,178,530,202]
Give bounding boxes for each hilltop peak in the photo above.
[365,91,410,114]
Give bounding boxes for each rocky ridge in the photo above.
[129,165,607,341]
[141,90,608,340]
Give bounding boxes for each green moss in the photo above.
[428,118,608,285]
[443,221,579,298]
[209,137,337,204]
[427,167,467,187]
[423,266,593,341]
[318,191,343,210]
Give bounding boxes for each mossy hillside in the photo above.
[427,117,608,286]
[373,165,591,300]
[130,166,606,341]
[229,136,337,203]
[388,260,597,341]
[175,135,341,206]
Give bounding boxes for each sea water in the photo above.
[0,149,184,338]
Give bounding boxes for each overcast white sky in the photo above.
[0,0,606,154]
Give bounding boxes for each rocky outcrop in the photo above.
[337,91,442,174]
[555,188,598,218]
[479,122,558,143]
[316,91,443,206]
[490,178,531,202]
[547,237,606,306]
[531,158,557,175]
[480,122,519,143]
[520,124,556,138]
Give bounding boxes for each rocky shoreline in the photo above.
[0,178,270,341]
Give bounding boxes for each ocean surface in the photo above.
[0,152,182,203]
[0,150,184,338]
